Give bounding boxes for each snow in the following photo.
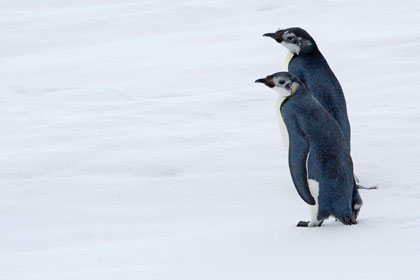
[1,0,420,279]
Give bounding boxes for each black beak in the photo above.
[255,78,266,84]
[263,33,275,38]
[263,32,282,42]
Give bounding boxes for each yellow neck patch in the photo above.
[291,82,300,94]
[285,51,294,70]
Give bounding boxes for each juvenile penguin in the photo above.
[255,72,362,226]
[263,27,351,150]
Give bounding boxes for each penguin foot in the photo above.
[308,219,324,227]
[297,221,309,227]
[339,215,357,225]
[341,219,352,225]
[297,220,323,227]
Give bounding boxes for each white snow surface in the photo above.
[1,0,420,279]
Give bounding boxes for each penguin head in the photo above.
[263,27,316,55]
[255,72,301,97]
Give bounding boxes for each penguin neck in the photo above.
[288,47,321,62]
[276,95,287,107]
[301,48,323,62]
[289,83,309,101]
[274,83,301,107]
[290,82,300,94]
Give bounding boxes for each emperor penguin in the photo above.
[263,27,351,151]
[255,72,362,226]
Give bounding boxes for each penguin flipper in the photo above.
[286,116,316,206]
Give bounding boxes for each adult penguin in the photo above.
[255,72,362,227]
[263,27,351,150]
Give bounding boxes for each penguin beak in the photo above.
[263,33,275,38]
[263,32,283,42]
[255,78,266,84]
[255,77,275,88]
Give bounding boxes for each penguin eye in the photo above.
[278,80,285,85]
[286,34,295,41]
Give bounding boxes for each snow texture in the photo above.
[1,0,420,279]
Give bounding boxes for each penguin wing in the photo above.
[285,115,316,206]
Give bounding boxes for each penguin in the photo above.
[263,27,351,151]
[255,72,362,226]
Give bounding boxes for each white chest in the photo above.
[275,51,295,152]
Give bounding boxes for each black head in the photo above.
[255,72,302,97]
[263,27,317,55]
